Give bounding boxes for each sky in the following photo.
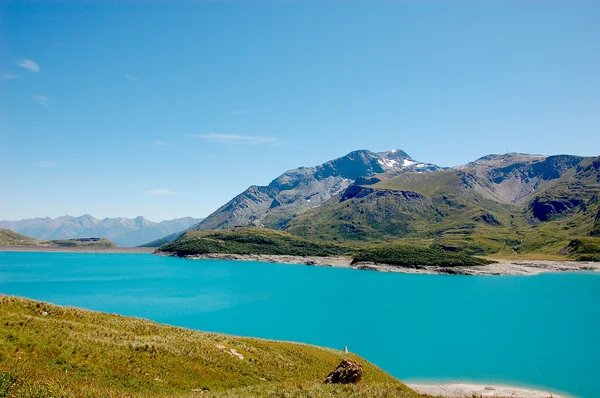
[1,0,599,221]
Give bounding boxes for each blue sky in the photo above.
[2,1,599,221]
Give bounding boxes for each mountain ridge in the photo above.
[0,215,203,247]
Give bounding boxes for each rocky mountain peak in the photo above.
[194,148,442,232]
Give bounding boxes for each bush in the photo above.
[351,245,493,267]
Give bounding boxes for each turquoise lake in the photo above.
[1,252,599,397]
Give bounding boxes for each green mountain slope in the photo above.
[0,295,417,397]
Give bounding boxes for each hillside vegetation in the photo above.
[352,244,493,267]
[0,295,418,398]
[158,228,346,257]
[0,229,116,248]
[159,227,495,267]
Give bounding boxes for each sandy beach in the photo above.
[180,252,600,276]
[406,382,567,397]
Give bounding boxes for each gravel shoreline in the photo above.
[406,382,567,397]
[179,253,600,276]
[4,248,598,275]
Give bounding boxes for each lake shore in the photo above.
[0,246,155,254]
[406,382,566,397]
[406,383,567,398]
[178,252,600,275]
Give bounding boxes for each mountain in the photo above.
[190,150,599,258]
[0,216,202,247]
[193,149,442,232]
[287,153,600,256]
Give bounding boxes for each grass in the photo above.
[561,237,600,261]
[0,295,418,398]
[158,228,346,257]
[351,243,494,267]
[0,229,116,249]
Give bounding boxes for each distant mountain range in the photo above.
[187,149,600,257]
[0,215,202,247]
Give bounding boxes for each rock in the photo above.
[324,359,362,384]
[230,348,244,360]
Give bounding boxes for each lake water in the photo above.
[1,252,599,397]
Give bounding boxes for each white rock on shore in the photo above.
[407,382,566,397]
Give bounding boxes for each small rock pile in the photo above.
[324,359,362,384]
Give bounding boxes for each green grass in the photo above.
[351,243,494,267]
[375,169,465,197]
[0,230,39,246]
[561,237,600,261]
[0,295,418,398]
[159,227,346,257]
[0,229,116,248]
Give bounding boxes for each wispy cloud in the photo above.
[33,95,49,107]
[17,59,39,72]
[4,74,19,80]
[153,140,172,146]
[195,133,276,145]
[40,161,58,168]
[231,109,250,116]
[146,189,180,196]
[125,73,139,81]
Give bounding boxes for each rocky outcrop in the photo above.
[324,359,363,384]
[529,196,583,222]
[591,207,600,237]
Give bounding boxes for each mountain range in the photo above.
[187,149,600,257]
[0,215,202,247]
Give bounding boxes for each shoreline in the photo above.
[3,248,598,275]
[406,382,568,397]
[178,252,600,276]
[0,246,155,254]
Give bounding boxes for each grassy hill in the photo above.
[0,295,418,397]
[0,229,116,248]
[158,227,346,257]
